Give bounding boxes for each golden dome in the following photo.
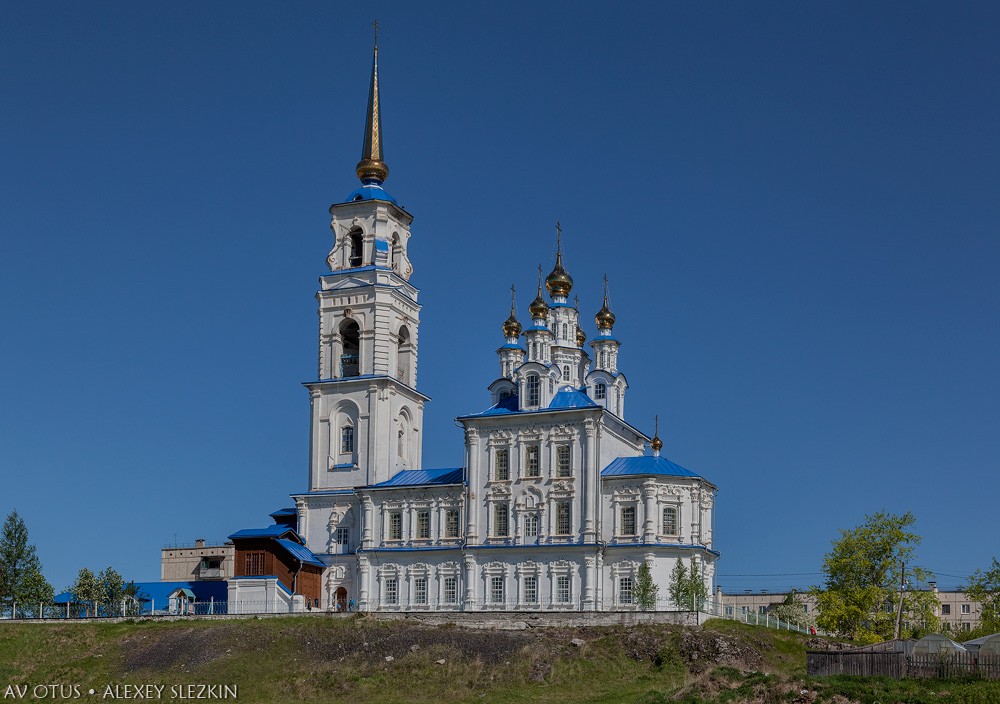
[529,265,550,319]
[545,223,573,297]
[595,274,615,329]
[576,326,586,347]
[651,434,663,453]
[502,285,521,337]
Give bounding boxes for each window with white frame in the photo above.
[525,444,540,477]
[526,374,540,406]
[494,503,509,537]
[619,576,634,604]
[556,575,571,603]
[416,510,430,539]
[443,576,457,604]
[662,506,678,534]
[963,622,972,631]
[562,364,569,380]
[340,425,354,454]
[556,445,571,477]
[524,514,539,537]
[388,511,402,540]
[384,577,398,605]
[621,506,637,535]
[524,575,538,603]
[494,447,509,481]
[562,323,568,339]
[555,501,571,535]
[336,527,349,546]
[490,576,505,604]
[445,510,460,538]
[413,577,427,605]
[594,382,606,400]
[962,603,971,614]
[549,377,554,393]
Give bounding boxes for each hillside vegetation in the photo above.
[2,616,1000,703]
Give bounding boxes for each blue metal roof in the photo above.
[55,580,229,608]
[497,343,525,351]
[524,325,553,333]
[369,467,465,488]
[548,387,598,409]
[275,539,325,567]
[228,525,300,540]
[470,392,520,416]
[269,508,296,518]
[343,181,397,204]
[601,456,703,479]
[592,335,621,344]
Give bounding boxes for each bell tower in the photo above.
[304,35,428,492]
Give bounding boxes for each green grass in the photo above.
[2,616,1000,703]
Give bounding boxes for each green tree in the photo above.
[98,566,139,616]
[668,559,708,610]
[768,590,815,629]
[633,562,659,611]
[812,511,938,642]
[0,510,54,614]
[963,557,1000,633]
[70,568,103,617]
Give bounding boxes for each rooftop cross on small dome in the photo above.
[501,284,522,338]
[529,264,550,318]
[651,415,663,456]
[595,273,616,330]
[545,221,573,299]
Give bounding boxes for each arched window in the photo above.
[390,233,402,273]
[348,230,363,268]
[397,428,405,459]
[562,365,570,380]
[339,319,360,377]
[396,326,411,385]
[526,373,540,407]
[562,323,568,339]
[663,506,678,535]
[594,382,606,400]
[498,389,511,400]
[340,425,354,454]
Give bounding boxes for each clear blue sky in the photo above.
[2,2,998,594]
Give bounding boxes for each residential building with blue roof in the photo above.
[226,36,719,616]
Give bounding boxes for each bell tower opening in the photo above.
[396,325,412,385]
[349,230,364,268]
[339,319,360,377]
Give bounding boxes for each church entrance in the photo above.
[335,587,348,612]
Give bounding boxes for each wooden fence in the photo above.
[808,651,1000,680]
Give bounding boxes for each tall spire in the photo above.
[356,20,389,184]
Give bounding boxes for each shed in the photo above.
[963,633,1000,654]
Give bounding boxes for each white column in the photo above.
[642,483,657,543]
[465,428,480,542]
[583,419,597,540]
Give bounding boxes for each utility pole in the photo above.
[893,559,906,640]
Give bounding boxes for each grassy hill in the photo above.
[2,616,1000,703]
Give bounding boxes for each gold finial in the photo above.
[356,23,389,184]
[545,222,573,297]
[595,273,616,330]
[529,264,550,318]
[502,284,522,338]
[651,415,663,455]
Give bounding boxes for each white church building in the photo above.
[229,40,719,613]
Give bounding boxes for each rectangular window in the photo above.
[941,604,951,615]
[524,514,538,537]
[619,577,634,604]
[595,382,606,400]
[494,448,509,481]
[621,506,637,535]
[556,501,571,535]
[759,605,767,614]
[385,577,398,605]
[445,510,460,538]
[414,577,427,605]
[662,506,678,534]
[494,503,509,537]
[443,576,457,604]
[388,511,402,540]
[524,576,538,603]
[490,576,505,604]
[340,426,354,454]
[962,604,971,614]
[556,575,571,603]
[525,444,540,477]
[963,622,972,631]
[556,445,571,477]
[416,510,430,539]
[244,552,265,576]
[527,375,540,406]
[336,527,349,545]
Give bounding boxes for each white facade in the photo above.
[288,44,719,613]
